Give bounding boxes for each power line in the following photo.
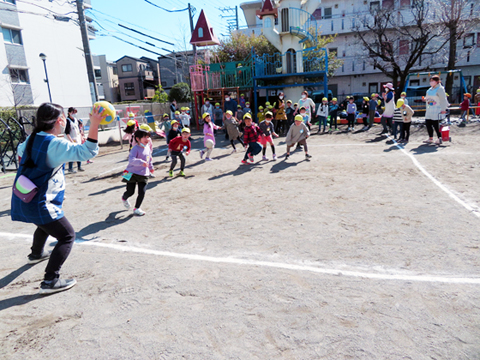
[87,8,172,39]
[118,24,174,46]
[143,0,188,12]
[98,34,163,57]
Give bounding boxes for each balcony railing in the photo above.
[253,47,327,78]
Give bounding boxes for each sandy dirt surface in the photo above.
[1,121,480,359]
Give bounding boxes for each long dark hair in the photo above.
[24,103,64,168]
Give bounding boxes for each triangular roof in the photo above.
[190,10,220,47]
[256,0,278,19]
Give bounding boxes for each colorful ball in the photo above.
[205,139,214,149]
[93,101,116,125]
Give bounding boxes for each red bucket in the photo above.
[440,125,450,142]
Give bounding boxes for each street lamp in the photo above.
[39,53,52,102]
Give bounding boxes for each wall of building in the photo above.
[9,0,93,107]
[238,0,480,99]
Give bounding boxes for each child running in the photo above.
[200,113,221,161]
[168,128,191,177]
[241,113,263,164]
[166,120,181,161]
[285,115,312,160]
[259,111,278,161]
[398,99,414,143]
[224,110,244,153]
[122,129,154,216]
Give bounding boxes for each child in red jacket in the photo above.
[460,93,471,123]
[168,128,191,177]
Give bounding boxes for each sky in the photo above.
[89,0,250,62]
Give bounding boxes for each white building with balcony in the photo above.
[239,0,480,101]
[0,0,94,109]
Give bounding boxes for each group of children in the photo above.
[120,90,417,217]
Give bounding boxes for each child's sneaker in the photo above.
[305,153,312,159]
[122,197,131,209]
[241,159,250,165]
[27,250,51,265]
[179,170,185,177]
[133,208,146,216]
[231,149,237,153]
[165,156,169,161]
[199,150,205,159]
[262,156,268,161]
[285,154,290,160]
[169,170,174,177]
[248,154,254,162]
[39,278,77,295]
[87,159,93,164]
[272,154,277,161]
[205,157,213,161]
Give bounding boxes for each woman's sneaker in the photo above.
[122,197,131,209]
[133,208,146,216]
[39,278,77,295]
[27,250,51,265]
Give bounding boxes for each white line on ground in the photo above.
[97,165,126,177]
[388,136,480,219]
[1,231,479,285]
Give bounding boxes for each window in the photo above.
[382,41,393,56]
[121,64,133,72]
[198,27,203,38]
[9,68,29,83]
[1,0,15,4]
[281,8,290,32]
[324,7,332,19]
[124,82,135,96]
[352,61,355,71]
[161,81,167,87]
[370,1,380,11]
[369,83,378,94]
[363,61,366,71]
[94,69,102,78]
[464,33,474,48]
[342,18,344,30]
[328,48,337,58]
[400,0,410,7]
[399,40,409,55]
[264,17,272,28]
[2,27,22,44]
[112,67,118,75]
[382,0,394,9]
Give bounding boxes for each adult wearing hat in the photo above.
[381,82,395,135]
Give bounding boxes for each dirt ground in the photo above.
[1,121,480,359]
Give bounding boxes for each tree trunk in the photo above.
[444,25,457,97]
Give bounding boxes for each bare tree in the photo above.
[353,0,450,97]
[435,0,480,95]
[0,68,35,119]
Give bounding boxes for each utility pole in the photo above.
[188,3,197,60]
[76,0,98,103]
[219,6,239,35]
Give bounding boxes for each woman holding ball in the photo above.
[11,103,103,294]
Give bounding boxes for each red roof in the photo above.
[256,0,278,19]
[190,10,220,47]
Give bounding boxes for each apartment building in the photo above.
[93,55,119,103]
[239,0,480,99]
[116,56,161,102]
[0,0,95,108]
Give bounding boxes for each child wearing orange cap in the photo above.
[460,93,471,123]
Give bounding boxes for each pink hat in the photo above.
[383,83,394,91]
